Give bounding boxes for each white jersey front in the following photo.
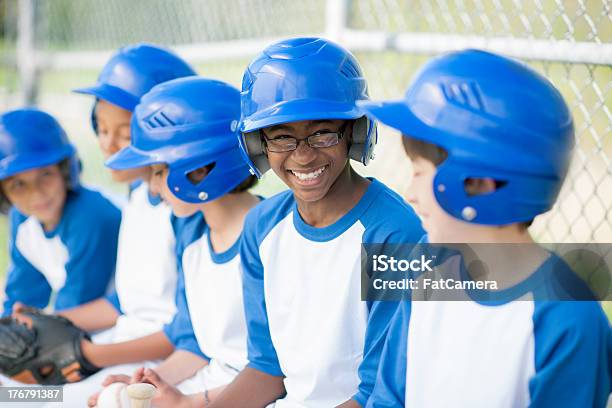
[183,226,248,371]
[241,179,423,407]
[112,183,178,342]
[163,213,248,389]
[366,249,612,408]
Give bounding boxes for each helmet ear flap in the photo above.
[241,131,270,177]
[165,146,252,203]
[349,116,377,165]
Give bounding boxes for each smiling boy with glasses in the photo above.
[181,37,425,408]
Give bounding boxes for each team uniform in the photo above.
[241,179,423,407]
[2,186,121,316]
[163,211,248,394]
[104,77,255,400]
[366,249,612,407]
[357,49,612,406]
[235,38,424,407]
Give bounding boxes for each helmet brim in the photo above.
[105,145,159,170]
[240,99,364,133]
[73,84,139,112]
[359,98,452,147]
[357,99,421,135]
[0,147,74,180]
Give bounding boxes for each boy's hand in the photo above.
[130,366,147,383]
[87,374,131,407]
[132,367,201,408]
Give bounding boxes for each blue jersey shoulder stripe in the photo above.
[365,300,410,407]
[531,300,612,407]
[240,192,293,377]
[355,180,423,404]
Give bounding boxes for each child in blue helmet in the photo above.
[55,43,196,343]
[22,43,199,402]
[0,108,121,315]
[358,49,612,407]
[83,77,259,407]
[171,37,422,408]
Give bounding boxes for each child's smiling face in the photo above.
[1,164,67,229]
[263,119,351,204]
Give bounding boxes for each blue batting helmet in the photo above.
[105,77,251,203]
[0,108,80,186]
[358,49,574,225]
[74,43,197,131]
[238,37,377,177]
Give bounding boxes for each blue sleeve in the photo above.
[353,301,400,406]
[241,208,284,377]
[54,190,121,311]
[104,290,122,314]
[162,266,208,360]
[365,301,409,408]
[355,189,423,405]
[2,210,51,315]
[530,301,612,408]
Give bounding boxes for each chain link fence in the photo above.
[0,0,610,246]
[36,0,326,48]
[343,0,612,244]
[0,0,17,109]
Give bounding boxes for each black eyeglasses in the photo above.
[262,122,349,153]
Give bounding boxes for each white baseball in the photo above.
[127,383,156,408]
[96,382,130,408]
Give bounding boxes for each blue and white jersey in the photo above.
[163,211,248,374]
[2,186,121,315]
[107,182,179,342]
[366,249,612,408]
[241,179,423,407]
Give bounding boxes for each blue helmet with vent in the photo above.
[74,43,197,132]
[238,37,377,177]
[105,77,251,203]
[358,49,574,225]
[0,108,80,186]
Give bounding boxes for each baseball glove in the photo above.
[0,309,100,384]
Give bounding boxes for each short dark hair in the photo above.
[401,135,448,166]
[0,159,75,215]
[401,135,533,229]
